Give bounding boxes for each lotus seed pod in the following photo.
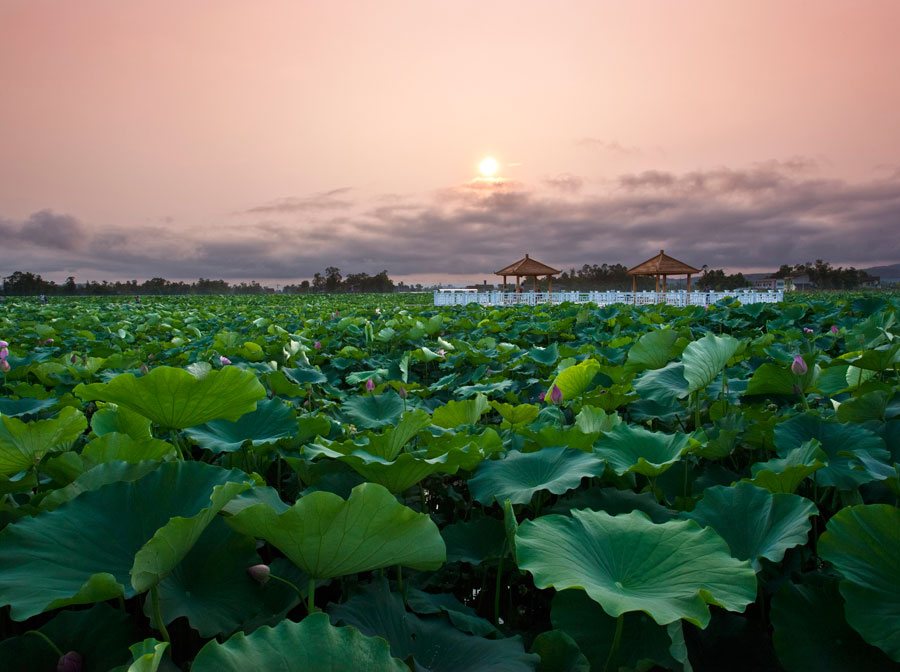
[57,651,83,672]
[247,564,271,584]
[791,355,808,376]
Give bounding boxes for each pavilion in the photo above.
[495,254,561,293]
[627,250,701,294]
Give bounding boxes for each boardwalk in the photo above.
[434,289,784,307]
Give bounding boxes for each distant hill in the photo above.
[862,263,900,282]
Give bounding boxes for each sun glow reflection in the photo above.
[479,157,499,177]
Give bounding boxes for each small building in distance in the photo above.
[787,274,815,291]
[755,277,785,291]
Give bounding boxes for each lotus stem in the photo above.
[24,630,63,657]
[307,577,317,614]
[269,573,304,602]
[493,545,506,626]
[602,613,624,672]
[150,586,171,643]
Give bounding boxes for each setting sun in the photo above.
[479,156,499,177]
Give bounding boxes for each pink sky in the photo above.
[2,0,899,284]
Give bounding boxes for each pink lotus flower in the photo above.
[365,378,375,392]
[831,325,839,333]
[803,327,814,334]
[220,356,232,366]
[550,384,563,404]
[375,308,382,315]
[43,339,53,344]
[0,340,7,348]
[0,359,9,373]
[0,346,7,359]
[246,564,271,585]
[314,341,322,350]
[791,355,808,376]
[437,349,446,357]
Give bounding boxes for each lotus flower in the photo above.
[219,356,232,366]
[550,384,563,404]
[437,349,446,357]
[314,341,322,350]
[57,651,83,672]
[803,327,814,334]
[246,564,271,585]
[831,325,839,333]
[375,308,382,315]
[791,355,808,376]
[0,340,7,348]
[0,346,7,359]
[0,359,9,373]
[538,391,546,402]
[43,339,53,344]
[365,378,375,392]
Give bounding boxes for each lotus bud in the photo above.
[140,364,149,375]
[0,340,7,348]
[147,353,154,360]
[57,651,83,672]
[791,355,808,376]
[375,308,382,315]
[246,564,271,585]
[314,341,322,350]
[398,386,408,399]
[0,359,9,373]
[44,339,53,344]
[0,347,7,359]
[550,384,563,404]
[803,327,814,334]
[219,356,232,366]
[365,378,375,392]
[831,325,839,333]
[437,349,446,357]
[70,353,77,364]
[538,391,546,402]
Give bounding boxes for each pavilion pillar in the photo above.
[503,275,507,292]
[632,275,637,304]
[655,275,660,292]
[548,275,553,293]
[662,275,667,293]
[686,274,692,292]
[533,276,537,292]
[516,276,520,293]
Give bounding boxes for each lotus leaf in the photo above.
[441,517,507,564]
[0,406,87,476]
[341,391,405,429]
[547,358,601,401]
[530,630,590,672]
[433,393,490,428]
[681,333,739,395]
[468,446,606,506]
[624,328,680,374]
[81,433,175,466]
[75,365,266,429]
[0,396,56,417]
[191,612,406,671]
[184,398,299,453]
[516,510,757,627]
[593,423,689,477]
[90,403,153,440]
[819,504,900,661]
[226,482,445,578]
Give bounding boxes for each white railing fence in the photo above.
[433,289,784,307]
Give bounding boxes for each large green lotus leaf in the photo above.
[0,406,87,476]
[226,482,445,579]
[328,579,539,672]
[546,486,676,523]
[685,482,816,571]
[125,639,170,672]
[747,439,826,494]
[0,461,253,620]
[75,365,266,429]
[282,365,328,385]
[593,423,689,477]
[633,361,690,403]
[192,612,407,672]
[341,392,406,429]
[849,343,900,371]
[404,588,500,638]
[625,328,680,374]
[573,405,621,434]
[0,396,56,417]
[82,433,176,466]
[835,389,895,423]
[681,333,739,395]
[528,343,560,365]
[770,579,900,672]
[441,517,507,564]
[91,403,153,440]
[433,393,490,428]
[516,510,757,628]
[819,504,900,660]
[744,362,798,396]
[518,426,599,453]
[184,398,299,453]
[364,409,433,461]
[547,358,601,402]
[468,447,606,506]
[550,589,687,672]
[0,602,133,672]
[491,401,540,427]
[40,459,162,510]
[774,412,890,489]
[530,630,589,672]
[153,517,299,637]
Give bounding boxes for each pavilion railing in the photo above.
[433,289,784,307]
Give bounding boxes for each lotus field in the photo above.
[1,293,899,671]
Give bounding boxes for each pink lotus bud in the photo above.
[398,386,408,399]
[550,384,563,404]
[831,325,838,334]
[0,359,10,373]
[57,651,83,672]
[140,364,149,375]
[791,355,808,376]
[365,378,375,392]
[375,308,382,315]
[803,327,814,334]
[246,564,271,585]
[314,341,322,350]
[437,349,446,357]
[219,356,231,366]
[538,391,546,402]
[44,339,53,344]
[303,398,310,407]
[0,347,7,359]
[0,340,7,348]
[70,354,77,363]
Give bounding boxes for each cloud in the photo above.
[575,138,642,155]
[238,187,354,215]
[3,163,899,282]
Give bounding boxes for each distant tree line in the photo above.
[1,268,396,296]
[773,260,875,289]
[541,264,750,291]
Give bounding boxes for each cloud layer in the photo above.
[2,162,899,282]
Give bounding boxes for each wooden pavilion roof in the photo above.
[495,254,561,277]
[627,250,700,276]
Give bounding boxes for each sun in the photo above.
[478,156,499,177]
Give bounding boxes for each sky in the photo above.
[1,0,899,286]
